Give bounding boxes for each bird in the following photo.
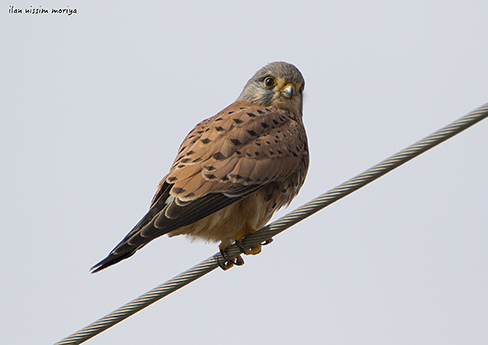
[91,61,309,273]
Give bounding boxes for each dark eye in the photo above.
[264,77,276,88]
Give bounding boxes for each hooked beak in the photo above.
[281,84,295,100]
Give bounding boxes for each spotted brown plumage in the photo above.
[91,61,309,272]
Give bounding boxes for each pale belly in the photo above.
[167,181,298,249]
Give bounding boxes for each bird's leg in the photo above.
[219,223,273,270]
[234,222,263,256]
[219,245,244,270]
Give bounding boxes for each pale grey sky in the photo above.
[1,1,488,344]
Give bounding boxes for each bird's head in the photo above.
[237,61,305,121]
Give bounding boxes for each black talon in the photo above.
[234,255,245,266]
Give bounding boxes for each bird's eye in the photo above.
[264,77,276,88]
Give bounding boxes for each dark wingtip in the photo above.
[90,251,136,274]
[90,258,112,274]
[90,261,107,274]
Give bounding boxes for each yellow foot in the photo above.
[242,244,261,255]
[219,248,245,270]
[234,231,247,242]
[219,255,245,270]
[233,222,264,255]
[241,238,273,254]
[220,260,233,270]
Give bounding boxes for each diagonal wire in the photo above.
[55,102,488,345]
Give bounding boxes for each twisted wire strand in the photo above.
[55,102,488,345]
[55,256,221,345]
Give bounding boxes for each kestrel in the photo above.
[91,61,309,272]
